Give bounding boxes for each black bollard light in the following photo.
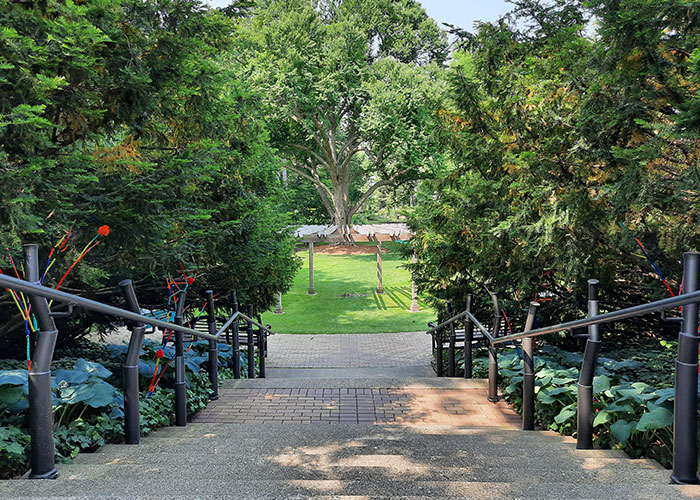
[487,293,501,402]
[257,323,265,378]
[447,301,456,377]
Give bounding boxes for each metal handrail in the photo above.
[490,290,700,345]
[0,273,276,339]
[2,243,279,480]
[237,311,275,336]
[437,253,700,486]
[426,309,470,334]
[436,290,700,346]
[465,311,496,342]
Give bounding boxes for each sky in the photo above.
[203,1,515,33]
[418,1,512,32]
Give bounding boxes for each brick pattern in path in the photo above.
[196,387,520,427]
[266,332,431,368]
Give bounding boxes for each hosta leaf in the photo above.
[60,383,96,405]
[616,388,646,403]
[53,369,88,385]
[74,358,111,379]
[86,381,116,408]
[546,386,576,396]
[537,391,560,404]
[551,377,576,385]
[604,402,635,416]
[554,406,577,424]
[653,388,674,404]
[138,360,157,378]
[0,370,28,388]
[610,419,636,444]
[593,410,613,427]
[636,407,672,431]
[0,386,24,406]
[593,375,610,394]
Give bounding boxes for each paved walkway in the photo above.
[198,332,519,428]
[266,331,431,368]
[196,384,520,427]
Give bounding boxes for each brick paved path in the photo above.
[267,332,431,368]
[196,386,520,428]
[196,331,520,429]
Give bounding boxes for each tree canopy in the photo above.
[237,0,448,227]
[408,0,700,330]
[0,0,299,352]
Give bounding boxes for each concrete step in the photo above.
[2,478,697,500]
[55,458,671,484]
[5,378,698,499]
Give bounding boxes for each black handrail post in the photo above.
[522,301,541,431]
[257,327,266,378]
[119,280,146,445]
[231,291,241,379]
[174,292,187,426]
[436,328,444,377]
[206,290,219,401]
[672,252,700,484]
[464,294,473,379]
[447,300,456,377]
[577,279,600,449]
[247,304,255,378]
[24,244,59,479]
[488,293,501,402]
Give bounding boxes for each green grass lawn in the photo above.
[261,242,435,334]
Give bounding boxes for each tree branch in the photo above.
[289,143,330,169]
[311,115,336,175]
[286,162,334,198]
[348,166,413,219]
[338,145,362,175]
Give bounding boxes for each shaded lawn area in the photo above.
[261,242,435,334]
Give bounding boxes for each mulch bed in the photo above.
[314,244,387,255]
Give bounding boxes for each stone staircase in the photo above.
[5,327,700,500]
[3,369,700,499]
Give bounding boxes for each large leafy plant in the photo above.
[477,345,689,467]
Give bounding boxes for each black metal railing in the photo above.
[0,244,275,479]
[426,252,700,485]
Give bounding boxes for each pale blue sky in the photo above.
[203,1,514,33]
[418,1,512,32]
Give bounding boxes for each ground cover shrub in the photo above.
[0,340,236,478]
[472,344,694,468]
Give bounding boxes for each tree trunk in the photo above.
[331,166,352,228]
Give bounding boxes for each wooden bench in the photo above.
[429,324,488,355]
[189,315,269,358]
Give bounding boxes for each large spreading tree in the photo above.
[237,0,448,227]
